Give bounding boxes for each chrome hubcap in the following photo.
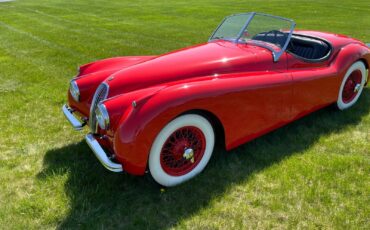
[354,83,361,93]
[183,148,195,163]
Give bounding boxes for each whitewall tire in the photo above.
[337,61,367,110]
[148,114,215,187]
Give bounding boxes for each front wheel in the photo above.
[148,114,215,187]
[337,61,367,110]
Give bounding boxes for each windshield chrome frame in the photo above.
[208,12,296,62]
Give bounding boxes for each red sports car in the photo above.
[63,12,370,186]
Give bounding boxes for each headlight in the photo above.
[69,80,80,102]
[95,103,110,130]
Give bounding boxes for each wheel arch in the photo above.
[359,58,369,69]
[333,43,370,72]
[358,58,369,85]
[179,109,226,150]
[331,43,370,89]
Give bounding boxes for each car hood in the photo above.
[104,41,273,97]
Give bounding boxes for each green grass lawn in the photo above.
[0,0,369,229]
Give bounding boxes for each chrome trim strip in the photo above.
[274,21,296,62]
[85,134,123,172]
[62,104,84,130]
[89,82,109,132]
[236,12,256,41]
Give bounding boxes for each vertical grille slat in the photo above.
[89,83,109,132]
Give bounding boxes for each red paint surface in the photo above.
[67,31,370,175]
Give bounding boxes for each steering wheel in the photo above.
[252,30,286,48]
[266,30,287,46]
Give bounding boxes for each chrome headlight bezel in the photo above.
[95,103,110,130]
[69,80,80,102]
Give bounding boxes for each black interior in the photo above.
[252,32,332,61]
[287,35,331,61]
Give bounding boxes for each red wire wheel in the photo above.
[337,61,366,110]
[341,69,362,103]
[149,114,215,187]
[160,126,206,176]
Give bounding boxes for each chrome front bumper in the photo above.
[62,104,85,130]
[63,104,123,172]
[85,134,123,172]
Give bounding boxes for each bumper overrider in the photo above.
[62,104,123,172]
[62,104,85,130]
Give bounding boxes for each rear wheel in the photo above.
[149,114,215,187]
[337,61,367,110]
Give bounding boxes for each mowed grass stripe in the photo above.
[16,6,189,49]
[0,11,105,62]
[19,2,214,42]
[0,35,82,151]
[0,20,89,60]
[0,5,188,57]
[21,4,206,37]
[14,7,183,54]
[17,3,193,45]
[0,29,78,86]
[0,8,169,61]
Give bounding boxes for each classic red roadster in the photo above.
[63,12,370,186]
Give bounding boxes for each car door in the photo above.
[218,51,293,149]
[287,53,338,119]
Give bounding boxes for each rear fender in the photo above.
[332,43,370,79]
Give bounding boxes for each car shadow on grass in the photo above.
[39,88,369,229]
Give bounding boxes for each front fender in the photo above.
[69,69,118,116]
[113,79,223,175]
[103,85,166,133]
[112,76,246,175]
[69,56,156,116]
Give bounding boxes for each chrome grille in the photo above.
[89,83,109,132]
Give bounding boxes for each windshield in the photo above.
[209,12,295,61]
